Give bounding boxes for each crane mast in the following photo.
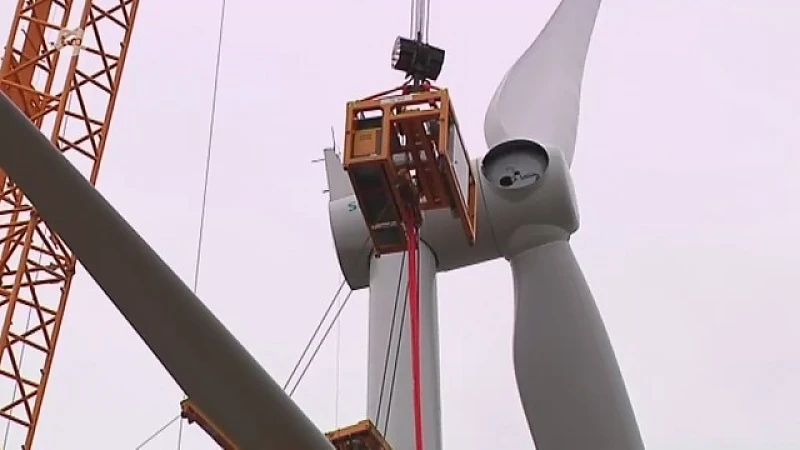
[0,0,140,447]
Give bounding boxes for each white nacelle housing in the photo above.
[325,140,579,289]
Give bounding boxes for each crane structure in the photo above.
[0,1,140,447]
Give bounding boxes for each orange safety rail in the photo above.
[326,419,393,450]
[180,399,238,450]
[342,85,477,256]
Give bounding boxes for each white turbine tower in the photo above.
[325,0,646,449]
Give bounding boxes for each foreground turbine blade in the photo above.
[484,0,602,166]
[511,241,644,449]
[0,93,333,450]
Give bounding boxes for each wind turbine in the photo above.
[0,0,645,449]
[325,0,646,448]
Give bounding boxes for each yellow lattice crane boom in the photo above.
[0,1,140,447]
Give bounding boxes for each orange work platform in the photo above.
[326,419,393,450]
[181,401,391,449]
[180,399,238,450]
[342,85,477,256]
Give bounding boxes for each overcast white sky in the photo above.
[1,0,799,449]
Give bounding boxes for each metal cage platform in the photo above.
[326,419,392,450]
[180,399,237,449]
[342,85,477,255]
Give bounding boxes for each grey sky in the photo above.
[1,0,798,449]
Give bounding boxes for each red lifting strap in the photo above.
[402,205,424,450]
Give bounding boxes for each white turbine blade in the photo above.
[511,241,644,449]
[484,0,602,166]
[323,147,353,201]
[0,93,334,450]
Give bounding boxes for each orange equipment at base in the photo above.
[181,399,238,450]
[327,419,393,450]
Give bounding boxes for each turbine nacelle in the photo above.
[324,141,578,289]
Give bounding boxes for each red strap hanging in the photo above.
[403,205,424,450]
